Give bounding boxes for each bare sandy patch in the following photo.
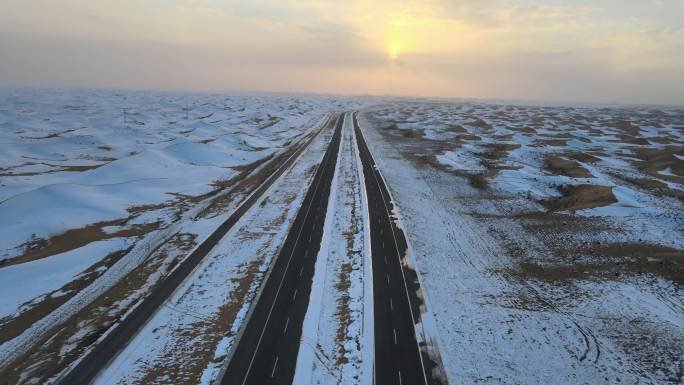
[5,220,161,268]
[542,185,617,212]
[544,155,593,178]
[510,243,683,284]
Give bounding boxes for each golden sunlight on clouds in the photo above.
[0,0,682,104]
[382,8,448,61]
[384,13,417,61]
[350,3,480,64]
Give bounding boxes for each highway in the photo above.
[353,112,441,385]
[52,115,334,385]
[218,113,343,385]
[57,109,441,385]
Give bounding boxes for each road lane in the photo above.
[354,112,443,385]
[53,114,334,385]
[218,113,344,385]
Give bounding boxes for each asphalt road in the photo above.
[218,113,343,385]
[354,112,441,385]
[53,115,333,385]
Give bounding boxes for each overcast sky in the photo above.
[1,0,683,105]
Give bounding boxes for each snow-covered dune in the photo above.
[0,89,353,375]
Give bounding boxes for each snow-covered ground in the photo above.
[0,89,324,256]
[0,238,131,318]
[0,88,365,384]
[92,112,335,385]
[360,101,684,384]
[0,89,330,320]
[3,88,683,385]
[293,113,373,385]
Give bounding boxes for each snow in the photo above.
[358,101,684,385]
[659,167,675,177]
[2,90,682,384]
[293,113,373,385]
[377,101,684,249]
[0,238,129,319]
[0,89,355,381]
[91,110,335,385]
[0,88,345,261]
[436,150,485,172]
[0,180,173,253]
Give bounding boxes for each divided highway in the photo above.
[218,113,344,385]
[53,115,333,385]
[56,109,441,385]
[354,112,441,385]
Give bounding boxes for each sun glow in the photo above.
[388,38,401,60]
[384,11,414,61]
[382,9,429,62]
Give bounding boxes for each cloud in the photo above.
[0,0,682,104]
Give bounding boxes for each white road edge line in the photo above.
[271,356,279,378]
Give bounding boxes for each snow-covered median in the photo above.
[293,113,373,385]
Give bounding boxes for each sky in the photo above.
[1,0,683,105]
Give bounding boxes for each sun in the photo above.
[388,38,401,60]
[384,11,420,61]
[386,28,410,61]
